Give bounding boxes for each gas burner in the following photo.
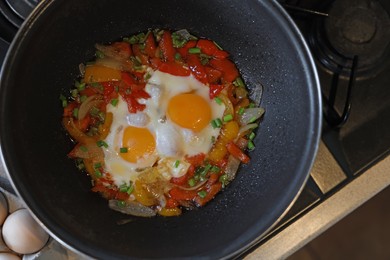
[309,0,390,78]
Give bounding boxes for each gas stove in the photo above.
[0,0,389,259]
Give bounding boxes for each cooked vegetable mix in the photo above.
[61,29,264,217]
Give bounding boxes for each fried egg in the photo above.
[102,70,225,186]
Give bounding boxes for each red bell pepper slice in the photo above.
[196,39,229,59]
[144,32,157,58]
[169,187,198,201]
[185,153,206,166]
[209,84,225,99]
[132,44,149,65]
[205,66,222,83]
[186,54,208,84]
[177,40,197,58]
[159,31,176,62]
[226,142,250,164]
[194,183,222,207]
[209,58,239,83]
[158,62,190,76]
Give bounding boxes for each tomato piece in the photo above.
[177,40,197,58]
[209,84,225,99]
[186,54,208,84]
[209,58,239,83]
[205,66,223,83]
[74,115,91,132]
[170,174,189,185]
[195,183,222,206]
[159,31,176,62]
[169,187,198,201]
[123,94,146,113]
[101,82,118,105]
[158,62,190,76]
[226,141,250,164]
[144,32,157,58]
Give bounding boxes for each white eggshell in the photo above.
[2,209,49,254]
[0,252,21,260]
[0,229,10,253]
[0,192,8,226]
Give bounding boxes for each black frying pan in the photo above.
[0,0,321,259]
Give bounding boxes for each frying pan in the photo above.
[0,0,321,258]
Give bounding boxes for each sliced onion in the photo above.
[78,95,103,120]
[70,143,104,161]
[95,43,130,61]
[79,63,85,77]
[218,93,234,116]
[225,155,240,182]
[239,107,265,126]
[238,123,258,137]
[175,179,208,191]
[95,57,133,72]
[174,29,195,41]
[62,117,95,144]
[108,200,156,217]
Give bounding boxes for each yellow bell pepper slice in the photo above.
[83,65,121,83]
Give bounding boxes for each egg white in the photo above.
[102,70,225,186]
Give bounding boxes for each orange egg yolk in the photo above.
[167,93,212,132]
[120,126,156,163]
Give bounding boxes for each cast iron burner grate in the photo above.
[309,0,390,78]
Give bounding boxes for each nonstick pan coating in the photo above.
[0,0,321,258]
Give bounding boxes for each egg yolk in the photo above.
[167,93,212,132]
[120,126,156,163]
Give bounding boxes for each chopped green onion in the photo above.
[211,120,218,129]
[59,95,67,108]
[210,166,220,173]
[90,107,100,116]
[96,50,105,59]
[188,47,201,54]
[249,132,256,140]
[127,183,134,194]
[75,81,86,91]
[200,164,212,177]
[249,103,256,108]
[91,82,103,91]
[96,140,108,148]
[223,114,233,122]
[238,107,245,115]
[174,160,180,168]
[249,116,257,123]
[79,146,88,152]
[233,77,245,87]
[144,73,152,80]
[219,174,228,187]
[117,200,126,207]
[198,190,207,198]
[94,169,102,178]
[71,89,78,98]
[174,52,181,60]
[214,97,222,105]
[120,147,128,153]
[110,98,119,107]
[119,183,129,193]
[215,118,223,127]
[80,95,87,102]
[248,140,255,150]
[94,162,102,169]
[188,178,196,187]
[72,108,79,118]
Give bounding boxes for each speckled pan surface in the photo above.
[0,0,321,259]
